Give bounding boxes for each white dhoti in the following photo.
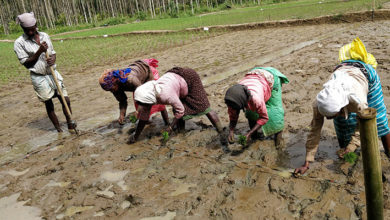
[30,70,68,102]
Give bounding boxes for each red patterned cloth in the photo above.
[134,58,165,118]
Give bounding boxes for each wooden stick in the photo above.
[358,107,383,220]
[45,52,72,117]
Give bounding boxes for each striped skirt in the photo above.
[334,60,390,148]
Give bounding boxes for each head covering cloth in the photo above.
[339,37,377,69]
[16,12,37,28]
[98,68,131,92]
[224,84,251,110]
[317,70,352,117]
[134,81,157,104]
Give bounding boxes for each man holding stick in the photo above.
[14,12,75,132]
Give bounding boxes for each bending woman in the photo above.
[224,67,289,144]
[131,67,224,144]
[98,58,168,125]
[294,38,390,175]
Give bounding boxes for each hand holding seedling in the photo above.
[238,135,247,147]
[129,115,137,123]
[162,131,169,142]
[343,152,358,164]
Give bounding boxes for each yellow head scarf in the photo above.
[339,37,377,69]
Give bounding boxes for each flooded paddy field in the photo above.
[1,19,390,219]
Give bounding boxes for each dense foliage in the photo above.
[0,0,265,35]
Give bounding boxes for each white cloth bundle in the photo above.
[317,69,355,117]
[134,81,157,104]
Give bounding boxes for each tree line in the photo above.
[0,0,263,35]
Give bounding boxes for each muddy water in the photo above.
[0,132,67,165]
[1,20,390,219]
[0,193,42,220]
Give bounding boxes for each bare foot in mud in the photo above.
[67,121,76,130]
[219,134,230,153]
[127,134,137,144]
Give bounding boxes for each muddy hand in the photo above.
[163,126,174,135]
[337,148,351,159]
[245,133,251,143]
[293,166,309,176]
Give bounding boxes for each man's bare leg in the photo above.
[58,96,74,129]
[45,99,62,132]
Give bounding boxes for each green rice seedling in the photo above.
[129,115,138,123]
[162,131,169,142]
[344,152,358,165]
[238,135,247,147]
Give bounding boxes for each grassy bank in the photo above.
[0,30,224,84]
[51,0,385,39]
[1,0,386,40]
[1,0,388,84]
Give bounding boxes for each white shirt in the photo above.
[14,31,56,75]
[305,65,369,162]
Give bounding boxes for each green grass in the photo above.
[1,0,387,40]
[0,30,224,84]
[48,0,385,39]
[1,0,388,84]
[0,43,28,83]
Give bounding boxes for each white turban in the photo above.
[317,70,352,117]
[134,81,157,104]
[16,12,36,28]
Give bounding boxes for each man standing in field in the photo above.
[14,12,75,132]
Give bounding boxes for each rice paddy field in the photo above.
[1,1,390,219]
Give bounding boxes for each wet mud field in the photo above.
[1,19,390,219]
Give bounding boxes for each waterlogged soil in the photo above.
[1,20,390,219]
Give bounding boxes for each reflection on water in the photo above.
[0,193,42,220]
[0,108,133,165]
[0,132,67,165]
[277,132,339,169]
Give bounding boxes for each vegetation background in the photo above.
[0,0,387,84]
